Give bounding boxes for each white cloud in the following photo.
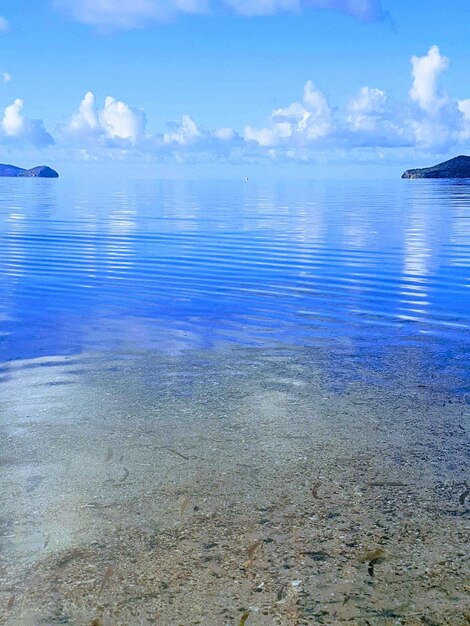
[164,114,201,145]
[212,127,236,141]
[0,99,54,147]
[55,0,384,28]
[347,86,387,132]
[344,86,413,147]
[0,16,9,32]
[158,117,241,161]
[100,96,146,143]
[68,91,99,136]
[307,0,383,21]
[2,99,24,136]
[54,0,210,29]
[458,99,470,118]
[244,81,332,147]
[66,91,146,144]
[458,99,470,141]
[406,46,467,151]
[225,0,383,20]
[223,0,299,17]
[2,72,12,83]
[409,45,450,113]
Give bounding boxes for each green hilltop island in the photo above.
[402,155,470,179]
[0,163,59,178]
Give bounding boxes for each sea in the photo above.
[0,178,468,625]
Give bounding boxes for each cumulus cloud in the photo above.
[2,72,12,83]
[0,99,54,147]
[244,81,332,147]
[0,16,9,32]
[160,115,241,160]
[409,45,450,113]
[164,114,201,145]
[68,91,99,137]
[100,96,146,143]
[54,0,384,28]
[2,100,23,136]
[65,91,146,144]
[407,46,466,150]
[347,86,388,131]
[344,86,413,147]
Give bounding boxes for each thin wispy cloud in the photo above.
[54,0,384,29]
[54,0,210,28]
[2,72,12,83]
[225,0,383,20]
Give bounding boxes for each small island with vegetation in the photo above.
[0,163,59,178]
[402,155,470,179]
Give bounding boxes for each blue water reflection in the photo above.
[0,178,468,388]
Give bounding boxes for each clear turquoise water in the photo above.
[0,178,468,391]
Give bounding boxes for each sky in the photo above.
[0,0,469,178]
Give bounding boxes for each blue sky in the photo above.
[0,1,469,177]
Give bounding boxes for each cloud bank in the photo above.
[1,46,469,163]
[54,0,384,28]
[243,46,470,156]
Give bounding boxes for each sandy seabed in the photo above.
[0,346,469,625]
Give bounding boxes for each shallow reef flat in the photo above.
[0,346,468,625]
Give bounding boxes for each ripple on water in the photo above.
[0,179,468,382]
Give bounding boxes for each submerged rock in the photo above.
[402,155,470,179]
[0,163,59,178]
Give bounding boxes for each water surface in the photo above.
[0,179,468,625]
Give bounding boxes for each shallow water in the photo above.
[0,179,469,625]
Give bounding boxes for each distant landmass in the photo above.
[0,164,59,178]
[402,155,470,179]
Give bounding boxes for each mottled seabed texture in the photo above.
[0,179,468,625]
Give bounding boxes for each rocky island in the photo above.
[402,155,470,179]
[0,163,59,178]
